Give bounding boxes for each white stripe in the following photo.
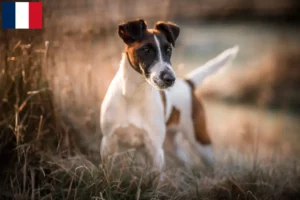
[15,2,29,29]
[154,35,163,63]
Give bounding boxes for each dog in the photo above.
[100,18,239,171]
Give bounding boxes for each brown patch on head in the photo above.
[117,19,180,81]
[124,29,165,75]
[185,81,212,145]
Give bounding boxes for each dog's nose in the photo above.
[160,71,175,86]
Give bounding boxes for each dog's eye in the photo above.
[166,47,172,54]
[142,47,150,53]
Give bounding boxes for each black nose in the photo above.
[160,71,175,86]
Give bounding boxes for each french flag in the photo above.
[2,2,42,29]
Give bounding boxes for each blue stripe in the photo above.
[2,2,16,29]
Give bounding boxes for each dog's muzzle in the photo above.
[160,70,175,87]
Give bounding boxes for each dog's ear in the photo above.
[118,19,147,44]
[155,21,180,47]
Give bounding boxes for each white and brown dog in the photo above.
[100,18,238,171]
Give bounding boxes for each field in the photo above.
[1,1,300,199]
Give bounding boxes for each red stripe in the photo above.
[29,2,42,29]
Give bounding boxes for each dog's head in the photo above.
[118,18,180,90]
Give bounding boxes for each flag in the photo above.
[2,2,42,29]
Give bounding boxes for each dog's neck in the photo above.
[119,53,153,99]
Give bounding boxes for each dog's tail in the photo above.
[185,45,239,89]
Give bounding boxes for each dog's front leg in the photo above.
[100,134,118,161]
[145,141,165,171]
[144,124,166,172]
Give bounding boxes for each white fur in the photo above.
[154,35,163,63]
[100,46,239,169]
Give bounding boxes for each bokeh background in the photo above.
[1,0,300,199]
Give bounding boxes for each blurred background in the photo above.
[1,0,300,199]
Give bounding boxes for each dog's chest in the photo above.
[117,97,152,128]
[107,91,164,147]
